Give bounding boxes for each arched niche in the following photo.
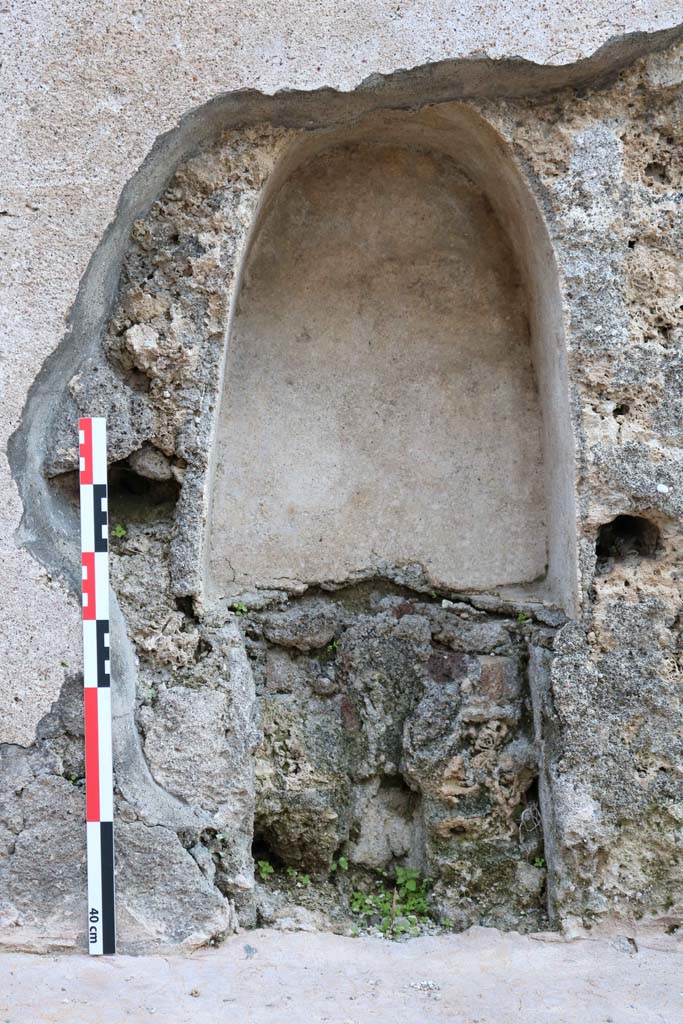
[205,105,577,613]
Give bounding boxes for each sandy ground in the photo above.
[1,927,681,1024]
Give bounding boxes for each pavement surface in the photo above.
[1,926,681,1023]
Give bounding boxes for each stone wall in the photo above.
[3,8,683,952]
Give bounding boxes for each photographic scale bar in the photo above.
[79,416,116,955]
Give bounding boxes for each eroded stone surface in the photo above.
[246,590,546,931]
[115,822,233,954]
[0,698,234,955]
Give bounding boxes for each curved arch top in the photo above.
[205,104,578,613]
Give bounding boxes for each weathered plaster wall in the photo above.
[3,4,683,953]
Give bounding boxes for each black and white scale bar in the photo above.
[86,822,116,954]
[79,417,116,955]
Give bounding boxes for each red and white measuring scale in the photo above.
[79,417,116,955]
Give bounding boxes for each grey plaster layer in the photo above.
[1,928,682,1024]
[3,4,683,746]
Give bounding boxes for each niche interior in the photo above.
[206,106,576,612]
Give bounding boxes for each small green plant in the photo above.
[285,867,311,887]
[231,601,248,616]
[395,867,430,916]
[256,859,274,881]
[517,611,529,623]
[350,867,431,938]
[111,523,127,539]
[325,639,338,654]
[350,889,387,916]
[533,856,546,869]
[331,855,349,873]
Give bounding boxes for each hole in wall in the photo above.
[122,367,152,393]
[107,463,180,527]
[50,457,180,522]
[644,160,668,184]
[517,776,544,852]
[175,594,195,617]
[50,468,81,508]
[596,514,660,563]
[252,835,286,873]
